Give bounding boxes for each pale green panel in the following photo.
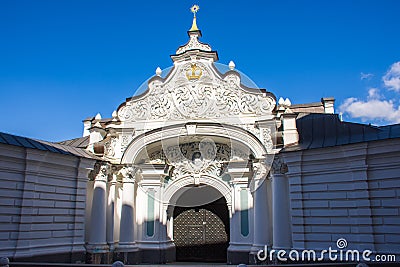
[146,189,155,237]
[240,189,249,236]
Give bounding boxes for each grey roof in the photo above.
[283,114,400,152]
[58,136,89,148]
[0,132,100,160]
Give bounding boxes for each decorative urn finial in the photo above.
[229,61,236,70]
[155,67,162,76]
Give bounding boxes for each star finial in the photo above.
[190,5,200,17]
[189,5,200,31]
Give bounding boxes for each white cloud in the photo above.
[339,94,400,124]
[367,88,381,99]
[340,61,400,125]
[383,61,400,91]
[360,72,374,80]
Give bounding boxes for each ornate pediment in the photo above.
[117,5,276,123]
[117,61,276,122]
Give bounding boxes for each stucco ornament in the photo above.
[252,161,268,180]
[118,61,275,121]
[272,156,288,174]
[89,163,111,181]
[171,157,222,179]
[149,142,248,165]
[149,141,249,182]
[118,166,137,180]
[104,136,117,158]
[249,160,270,192]
[176,34,211,54]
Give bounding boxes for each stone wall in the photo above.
[0,143,96,262]
[283,138,400,257]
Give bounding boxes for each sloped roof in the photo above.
[58,136,89,149]
[0,132,100,160]
[283,114,400,152]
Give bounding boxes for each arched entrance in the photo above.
[120,122,269,264]
[172,190,229,262]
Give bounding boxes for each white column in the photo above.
[272,159,292,250]
[252,178,270,248]
[229,184,242,244]
[227,161,253,264]
[87,164,109,253]
[248,161,271,264]
[118,167,137,251]
[113,181,123,246]
[135,164,175,263]
[160,203,169,242]
[106,171,117,251]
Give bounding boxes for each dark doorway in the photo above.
[173,197,229,262]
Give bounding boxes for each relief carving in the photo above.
[176,34,212,54]
[118,166,137,181]
[89,162,111,182]
[149,141,250,181]
[118,62,275,122]
[272,155,288,174]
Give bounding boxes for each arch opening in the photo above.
[169,185,230,262]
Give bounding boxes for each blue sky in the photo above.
[1,0,399,142]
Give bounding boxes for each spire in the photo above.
[189,5,200,32]
[173,4,217,60]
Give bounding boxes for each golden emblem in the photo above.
[186,63,203,81]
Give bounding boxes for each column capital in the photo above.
[227,160,251,185]
[249,160,269,192]
[252,161,268,180]
[118,166,138,183]
[89,162,111,182]
[138,164,167,187]
[271,155,288,175]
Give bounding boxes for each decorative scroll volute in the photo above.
[117,62,276,122]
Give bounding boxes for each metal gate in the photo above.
[173,197,229,262]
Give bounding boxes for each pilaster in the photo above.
[86,162,110,263]
[106,168,117,251]
[271,156,292,251]
[136,164,175,264]
[227,161,253,264]
[249,160,271,264]
[116,166,139,264]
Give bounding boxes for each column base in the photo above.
[85,252,112,264]
[107,242,118,252]
[85,243,109,253]
[227,243,252,264]
[116,242,139,252]
[113,251,140,265]
[114,242,139,264]
[85,243,110,264]
[137,241,175,264]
